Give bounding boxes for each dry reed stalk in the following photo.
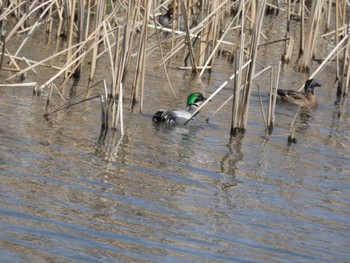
[111,27,121,98]
[265,68,273,130]
[322,25,347,38]
[231,7,245,134]
[230,49,242,135]
[56,4,64,38]
[248,0,256,31]
[299,0,323,72]
[89,0,105,80]
[181,0,197,72]
[335,0,340,79]
[240,0,266,132]
[0,82,37,88]
[45,2,54,33]
[3,47,21,71]
[336,33,350,100]
[46,83,54,113]
[299,0,305,57]
[73,0,86,82]
[66,0,76,68]
[267,62,280,131]
[111,1,136,131]
[131,0,151,111]
[282,0,291,62]
[198,0,210,67]
[85,0,92,40]
[118,82,124,135]
[326,0,332,31]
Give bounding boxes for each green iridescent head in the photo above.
[186,93,207,106]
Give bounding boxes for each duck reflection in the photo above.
[295,108,312,134]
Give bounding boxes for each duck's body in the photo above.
[158,7,173,28]
[277,79,322,108]
[153,93,206,125]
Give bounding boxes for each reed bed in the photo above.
[0,0,349,143]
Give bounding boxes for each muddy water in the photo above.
[1,12,350,263]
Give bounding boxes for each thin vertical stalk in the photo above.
[267,61,280,131]
[299,0,323,72]
[181,0,197,73]
[89,0,105,80]
[240,0,266,132]
[66,0,76,78]
[299,0,305,56]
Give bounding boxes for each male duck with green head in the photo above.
[153,92,207,125]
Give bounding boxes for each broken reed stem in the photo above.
[231,49,241,135]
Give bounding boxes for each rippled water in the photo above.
[1,11,350,263]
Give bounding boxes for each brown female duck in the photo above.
[277,79,322,108]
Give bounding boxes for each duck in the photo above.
[277,79,322,108]
[158,7,173,28]
[153,92,207,125]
